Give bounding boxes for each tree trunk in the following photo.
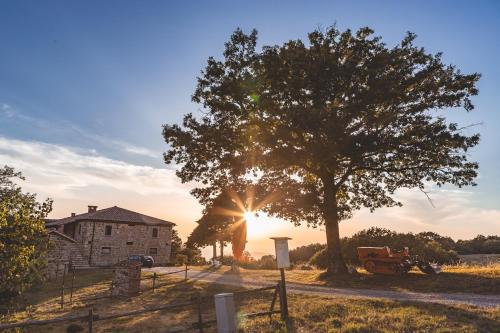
[212,242,217,264]
[323,183,348,275]
[219,240,224,261]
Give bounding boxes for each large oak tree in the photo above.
[163,27,480,274]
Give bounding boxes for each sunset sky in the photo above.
[1,1,499,258]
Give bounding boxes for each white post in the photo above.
[270,237,291,269]
[214,293,237,333]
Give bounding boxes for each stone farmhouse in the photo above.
[45,205,175,274]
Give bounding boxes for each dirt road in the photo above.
[147,266,499,308]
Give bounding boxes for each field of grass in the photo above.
[190,262,500,294]
[1,269,499,333]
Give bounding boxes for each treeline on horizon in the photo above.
[289,227,500,268]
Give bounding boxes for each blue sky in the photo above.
[0,1,499,253]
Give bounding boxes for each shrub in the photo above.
[455,235,500,254]
[258,255,277,269]
[481,239,500,253]
[289,243,324,263]
[174,254,188,266]
[309,248,328,269]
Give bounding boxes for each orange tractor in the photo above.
[357,246,442,275]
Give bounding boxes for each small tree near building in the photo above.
[0,166,52,297]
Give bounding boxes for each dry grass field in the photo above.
[190,262,500,294]
[1,269,499,333]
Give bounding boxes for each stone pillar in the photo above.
[112,259,141,297]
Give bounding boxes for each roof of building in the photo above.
[45,206,175,227]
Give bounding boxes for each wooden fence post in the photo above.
[88,308,93,333]
[60,265,66,309]
[152,272,157,292]
[279,268,289,321]
[197,292,204,333]
[70,269,75,305]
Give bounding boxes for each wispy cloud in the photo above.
[0,136,183,196]
[0,103,162,159]
[0,136,202,236]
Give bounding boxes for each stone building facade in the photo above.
[45,206,174,267]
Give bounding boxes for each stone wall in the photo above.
[77,221,172,266]
[112,261,142,297]
[46,232,75,280]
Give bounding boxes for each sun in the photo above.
[243,211,283,239]
[244,211,263,238]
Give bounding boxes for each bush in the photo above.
[481,239,500,253]
[455,235,500,254]
[289,243,324,263]
[258,255,277,269]
[174,254,188,266]
[309,248,328,269]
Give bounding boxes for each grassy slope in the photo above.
[191,263,500,294]
[1,270,499,333]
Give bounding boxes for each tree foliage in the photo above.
[170,229,183,258]
[289,243,324,263]
[186,191,239,249]
[163,26,480,274]
[455,235,500,254]
[0,166,52,297]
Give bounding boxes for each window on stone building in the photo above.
[152,228,158,238]
[101,247,111,254]
[126,241,133,245]
[149,248,158,255]
[78,224,82,235]
[105,225,112,236]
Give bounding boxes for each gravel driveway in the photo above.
[147,266,500,308]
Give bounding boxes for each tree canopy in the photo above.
[0,166,52,297]
[163,26,480,274]
[186,191,238,249]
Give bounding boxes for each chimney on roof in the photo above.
[88,205,98,213]
[71,213,76,217]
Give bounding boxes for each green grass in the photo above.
[1,270,499,332]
